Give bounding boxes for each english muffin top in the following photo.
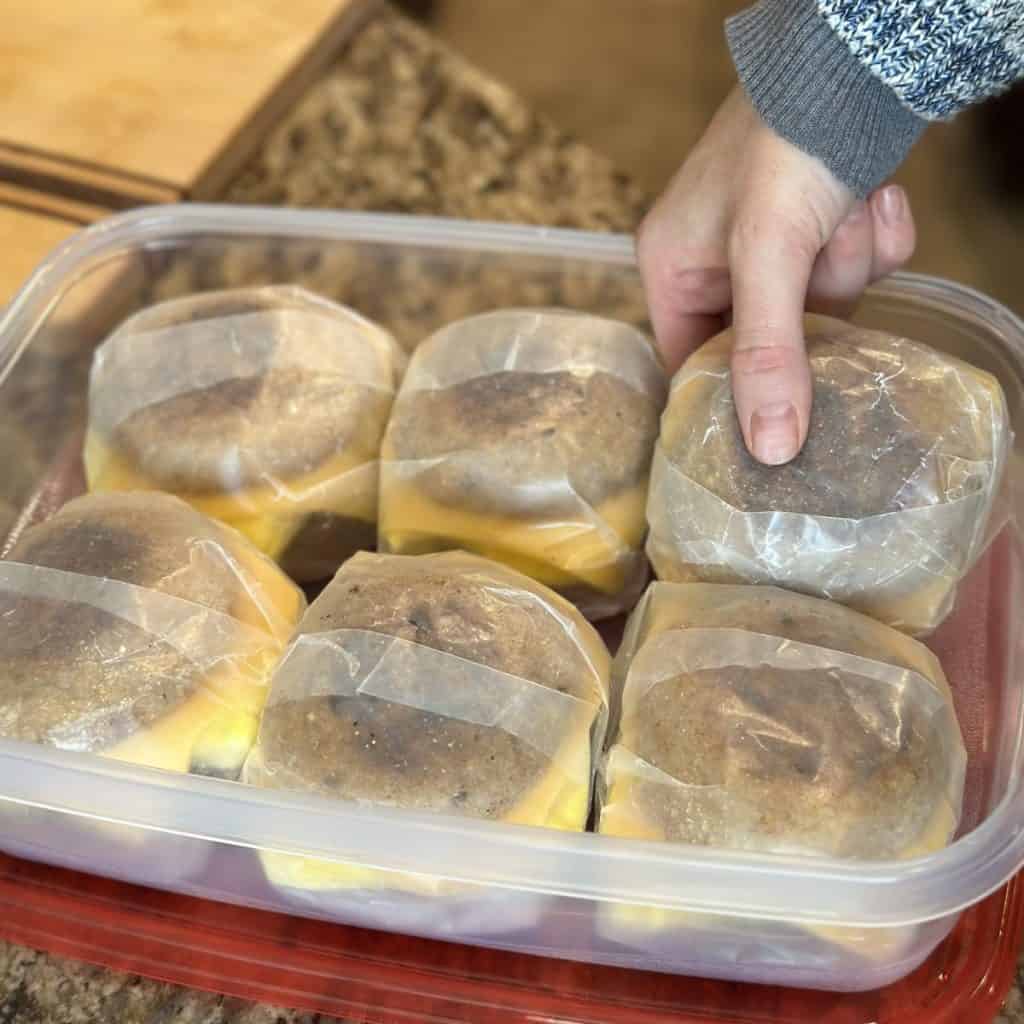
[90,287,401,492]
[0,492,265,750]
[251,552,608,820]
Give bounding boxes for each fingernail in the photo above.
[878,186,907,228]
[751,401,800,465]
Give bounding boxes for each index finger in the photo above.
[728,218,815,465]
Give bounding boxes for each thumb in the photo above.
[728,217,818,465]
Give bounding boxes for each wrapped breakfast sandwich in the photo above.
[597,581,966,961]
[243,550,610,932]
[379,309,668,619]
[84,286,404,581]
[646,315,1010,634]
[0,492,303,776]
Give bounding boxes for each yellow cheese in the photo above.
[84,431,378,564]
[217,535,307,646]
[379,469,648,597]
[106,667,262,775]
[104,532,301,777]
[597,763,956,962]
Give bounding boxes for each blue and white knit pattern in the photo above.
[820,0,1024,120]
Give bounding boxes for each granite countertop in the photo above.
[0,4,1021,1022]
[219,8,645,228]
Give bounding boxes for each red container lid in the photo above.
[0,850,1019,1023]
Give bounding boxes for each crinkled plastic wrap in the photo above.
[597,581,966,961]
[0,492,304,777]
[243,550,610,931]
[379,309,668,619]
[646,315,1011,635]
[84,285,405,581]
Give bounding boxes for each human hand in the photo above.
[637,86,917,465]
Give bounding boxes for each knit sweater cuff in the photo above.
[726,0,925,197]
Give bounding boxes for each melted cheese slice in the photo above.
[379,471,648,598]
[259,722,596,897]
[103,531,302,778]
[84,431,378,563]
[597,762,957,962]
[106,652,269,776]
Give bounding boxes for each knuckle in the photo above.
[729,214,818,269]
[731,341,802,376]
[635,201,680,267]
[660,264,728,310]
[636,221,729,315]
[636,215,681,287]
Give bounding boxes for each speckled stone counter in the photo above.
[223,7,646,227]
[1,4,1021,1023]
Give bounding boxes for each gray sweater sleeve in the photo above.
[727,0,1024,197]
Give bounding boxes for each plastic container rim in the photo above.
[0,203,1022,931]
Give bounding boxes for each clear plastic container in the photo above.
[0,205,1022,993]
[2,846,1021,1023]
